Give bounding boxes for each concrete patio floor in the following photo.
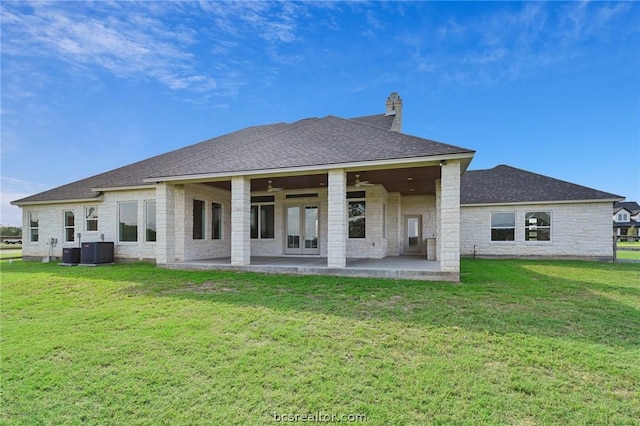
[162,255,458,282]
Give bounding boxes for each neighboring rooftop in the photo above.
[461,165,623,205]
[614,201,640,214]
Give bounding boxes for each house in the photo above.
[460,165,621,259]
[613,201,640,239]
[11,93,623,281]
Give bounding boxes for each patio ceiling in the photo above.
[205,165,442,196]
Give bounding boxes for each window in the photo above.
[119,202,138,242]
[348,200,366,238]
[617,213,629,222]
[145,201,156,242]
[64,211,75,242]
[212,202,222,240]
[29,212,39,242]
[85,206,98,231]
[491,212,515,241]
[525,211,551,241]
[250,196,275,239]
[251,204,275,239]
[193,199,205,240]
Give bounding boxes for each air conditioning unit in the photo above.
[62,247,81,264]
[81,242,114,264]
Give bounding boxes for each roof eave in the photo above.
[462,197,625,207]
[143,152,475,184]
[11,195,104,207]
[91,184,154,193]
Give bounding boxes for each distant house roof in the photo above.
[614,201,640,215]
[13,114,474,205]
[461,165,623,205]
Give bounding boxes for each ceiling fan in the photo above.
[354,174,375,187]
[267,180,284,192]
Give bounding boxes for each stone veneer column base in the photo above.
[231,176,251,266]
[327,169,347,268]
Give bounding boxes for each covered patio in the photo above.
[161,255,458,282]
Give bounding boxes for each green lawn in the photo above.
[617,241,640,261]
[2,260,639,425]
[0,243,21,260]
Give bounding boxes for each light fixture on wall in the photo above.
[439,160,447,166]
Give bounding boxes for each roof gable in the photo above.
[13,115,473,204]
[12,123,287,204]
[614,201,640,214]
[461,165,623,205]
[146,115,473,180]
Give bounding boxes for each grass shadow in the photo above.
[4,259,640,349]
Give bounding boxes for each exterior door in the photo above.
[405,215,422,254]
[286,205,319,255]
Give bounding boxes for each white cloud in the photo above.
[2,2,218,93]
[1,1,324,102]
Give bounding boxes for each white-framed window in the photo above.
[347,191,366,239]
[85,206,98,232]
[29,212,39,242]
[193,199,205,240]
[145,201,156,242]
[118,202,138,242]
[617,213,629,222]
[525,211,551,241]
[491,212,515,241]
[251,196,274,239]
[64,210,75,242]
[212,202,222,240]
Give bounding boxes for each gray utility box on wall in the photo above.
[81,242,114,264]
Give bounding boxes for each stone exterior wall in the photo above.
[21,173,459,266]
[21,188,157,261]
[183,183,232,261]
[327,169,347,267]
[438,161,461,273]
[346,185,388,259]
[399,195,437,258]
[461,201,614,259]
[386,192,402,256]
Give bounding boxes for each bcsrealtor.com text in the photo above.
[272,411,367,422]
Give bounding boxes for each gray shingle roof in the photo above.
[13,115,473,204]
[145,116,473,179]
[614,201,640,214]
[349,114,396,129]
[461,165,623,204]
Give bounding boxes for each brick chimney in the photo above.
[385,92,402,132]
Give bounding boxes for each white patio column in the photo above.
[327,169,347,268]
[156,183,175,264]
[439,160,461,274]
[231,176,251,266]
[435,178,441,261]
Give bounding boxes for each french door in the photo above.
[405,215,422,254]
[286,205,320,255]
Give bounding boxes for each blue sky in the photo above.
[1,1,639,226]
